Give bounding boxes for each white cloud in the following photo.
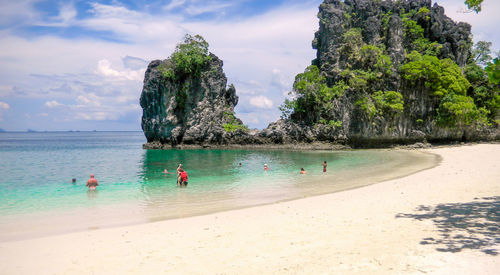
[0,1,320,129]
[250,95,273,109]
[3,0,495,130]
[37,2,77,27]
[45,100,63,108]
[96,59,144,81]
[0,101,9,110]
[164,0,186,11]
[435,0,500,51]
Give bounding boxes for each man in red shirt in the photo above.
[179,169,188,187]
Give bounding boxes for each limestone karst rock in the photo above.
[140,1,498,148]
[261,0,499,146]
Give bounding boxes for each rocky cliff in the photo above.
[140,1,499,149]
[263,0,499,146]
[140,35,253,147]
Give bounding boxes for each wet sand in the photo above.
[0,144,499,274]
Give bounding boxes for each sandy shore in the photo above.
[1,144,499,274]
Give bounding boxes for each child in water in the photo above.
[300,168,307,174]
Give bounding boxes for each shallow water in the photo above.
[0,132,439,241]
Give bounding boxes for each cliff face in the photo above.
[262,0,499,146]
[140,53,250,147]
[140,1,498,148]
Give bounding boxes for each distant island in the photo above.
[140,0,499,149]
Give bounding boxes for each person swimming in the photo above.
[162,169,171,174]
[300,168,307,174]
[86,174,98,190]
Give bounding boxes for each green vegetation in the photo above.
[279,4,497,131]
[465,0,483,13]
[355,97,377,118]
[373,91,404,115]
[222,111,248,133]
[401,51,470,98]
[223,123,248,133]
[281,65,347,123]
[436,93,488,127]
[318,119,343,128]
[160,34,212,81]
[472,41,492,66]
[158,34,212,112]
[485,58,500,85]
[465,54,500,123]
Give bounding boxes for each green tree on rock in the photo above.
[464,0,483,13]
[160,34,212,81]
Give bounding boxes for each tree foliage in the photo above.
[436,93,487,127]
[160,34,212,81]
[283,65,347,123]
[485,57,500,85]
[472,41,493,66]
[401,51,470,98]
[464,0,483,13]
[222,111,248,133]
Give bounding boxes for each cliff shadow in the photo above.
[396,196,500,255]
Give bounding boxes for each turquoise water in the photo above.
[0,132,437,240]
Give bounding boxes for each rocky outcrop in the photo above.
[261,0,499,146]
[141,0,498,149]
[140,53,255,147]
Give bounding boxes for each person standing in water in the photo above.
[322,161,327,173]
[86,174,98,190]
[179,168,188,187]
[300,168,307,174]
[176,164,183,187]
[264,164,269,171]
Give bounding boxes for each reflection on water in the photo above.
[86,189,98,200]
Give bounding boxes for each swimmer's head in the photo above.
[90,174,94,178]
[264,164,268,167]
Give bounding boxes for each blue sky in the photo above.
[0,0,498,131]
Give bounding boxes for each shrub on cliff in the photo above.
[280,65,347,123]
[401,51,470,98]
[160,34,212,81]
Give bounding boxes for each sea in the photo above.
[0,131,438,241]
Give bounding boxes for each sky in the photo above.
[0,0,498,131]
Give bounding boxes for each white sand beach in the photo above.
[0,144,499,274]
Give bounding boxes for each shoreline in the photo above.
[143,140,500,150]
[1,144,499,274]
[0,149,438,242]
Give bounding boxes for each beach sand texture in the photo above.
[0,144,499,274]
